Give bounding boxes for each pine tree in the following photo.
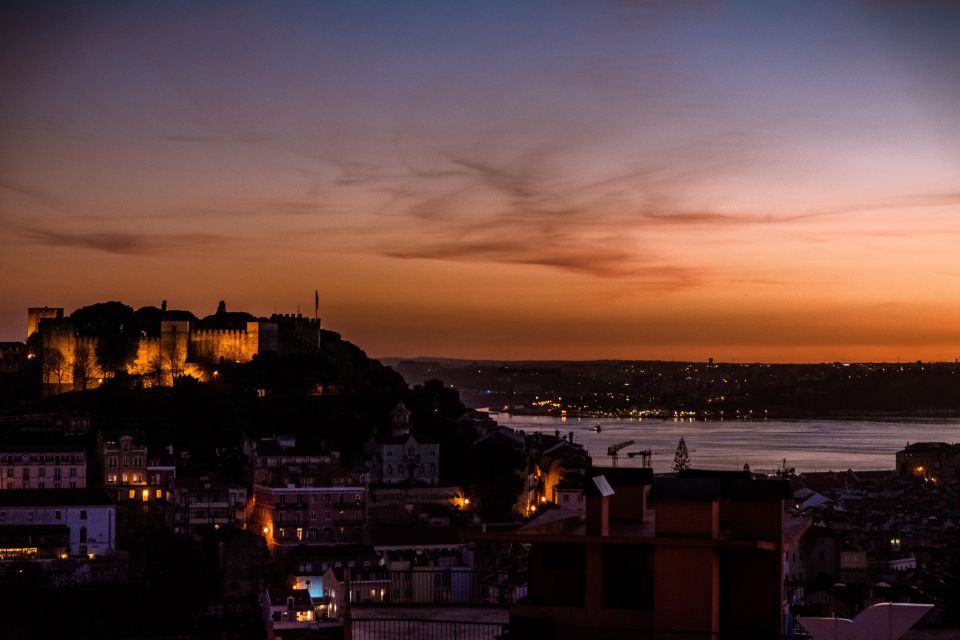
[673,436,691,472]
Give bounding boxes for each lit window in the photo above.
[128,489,136,499]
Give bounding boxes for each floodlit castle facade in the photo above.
[27,306,320,391]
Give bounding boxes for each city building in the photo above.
[477,470,795,639]
[251,437,343,487]
[173,475,247,536]
[0,444,86,490]
[0,342,25,374]
[251,485,367,549]
[0,489,116,558]
[286,543,387,610]
[262,586,325,639]
[378,403,439,486]
[896,441,960,483]
[100,434,148,486]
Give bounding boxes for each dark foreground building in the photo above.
[479,469,795,640]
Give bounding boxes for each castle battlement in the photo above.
[193,328,248,337]
[273,313,320,324]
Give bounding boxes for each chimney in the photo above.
[585,475,614,536]
[161,300,167,312]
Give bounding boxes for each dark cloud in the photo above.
[18,227,227,255]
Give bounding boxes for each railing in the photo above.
[348,618,810,640]
[351,570,526,606]
[350,617,507,640]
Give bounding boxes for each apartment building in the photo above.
[0,444,86,490]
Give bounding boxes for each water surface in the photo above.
[492,415,960,473]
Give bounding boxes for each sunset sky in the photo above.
[2,1,959,362]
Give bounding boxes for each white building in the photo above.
[0,444,86,490]
[0,489,115,557]
[380,403,439,486]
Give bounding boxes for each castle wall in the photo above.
[129,337,161,378]
[41,321,78,387]
[31,309,276,392]
[189,328,258,364]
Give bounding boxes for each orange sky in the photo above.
[2,1,959,362]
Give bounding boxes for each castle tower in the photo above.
[27,307,63,339]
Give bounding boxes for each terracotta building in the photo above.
[478,469,796,639]
[251,484,367,550]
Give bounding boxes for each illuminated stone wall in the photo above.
[189,326,259,364]
[32,308,278,392]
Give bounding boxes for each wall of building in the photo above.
[253,486,367,547]
[381,438,440,486]
[0,505,115,557]
[0,451,86,490]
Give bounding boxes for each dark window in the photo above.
[79,510,87,520]
[602,545,653,610]
[79,526,87,543]
[532,544,586,607]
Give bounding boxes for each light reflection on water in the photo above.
[493,414,960,473]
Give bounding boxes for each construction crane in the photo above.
[607,440,635,468]
[627,448,698,468]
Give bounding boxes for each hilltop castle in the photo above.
[28,304,321,391]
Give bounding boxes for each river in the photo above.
[490,414,960,473]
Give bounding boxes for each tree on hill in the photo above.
[199,302,256,330]
[673,436,691,472]
[69,302,141,376]
[42,347,67,393]
[72,343,97,391]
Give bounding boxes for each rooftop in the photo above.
[0,488,113,507]
[0,443,86,453]
[370,525,462,549]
